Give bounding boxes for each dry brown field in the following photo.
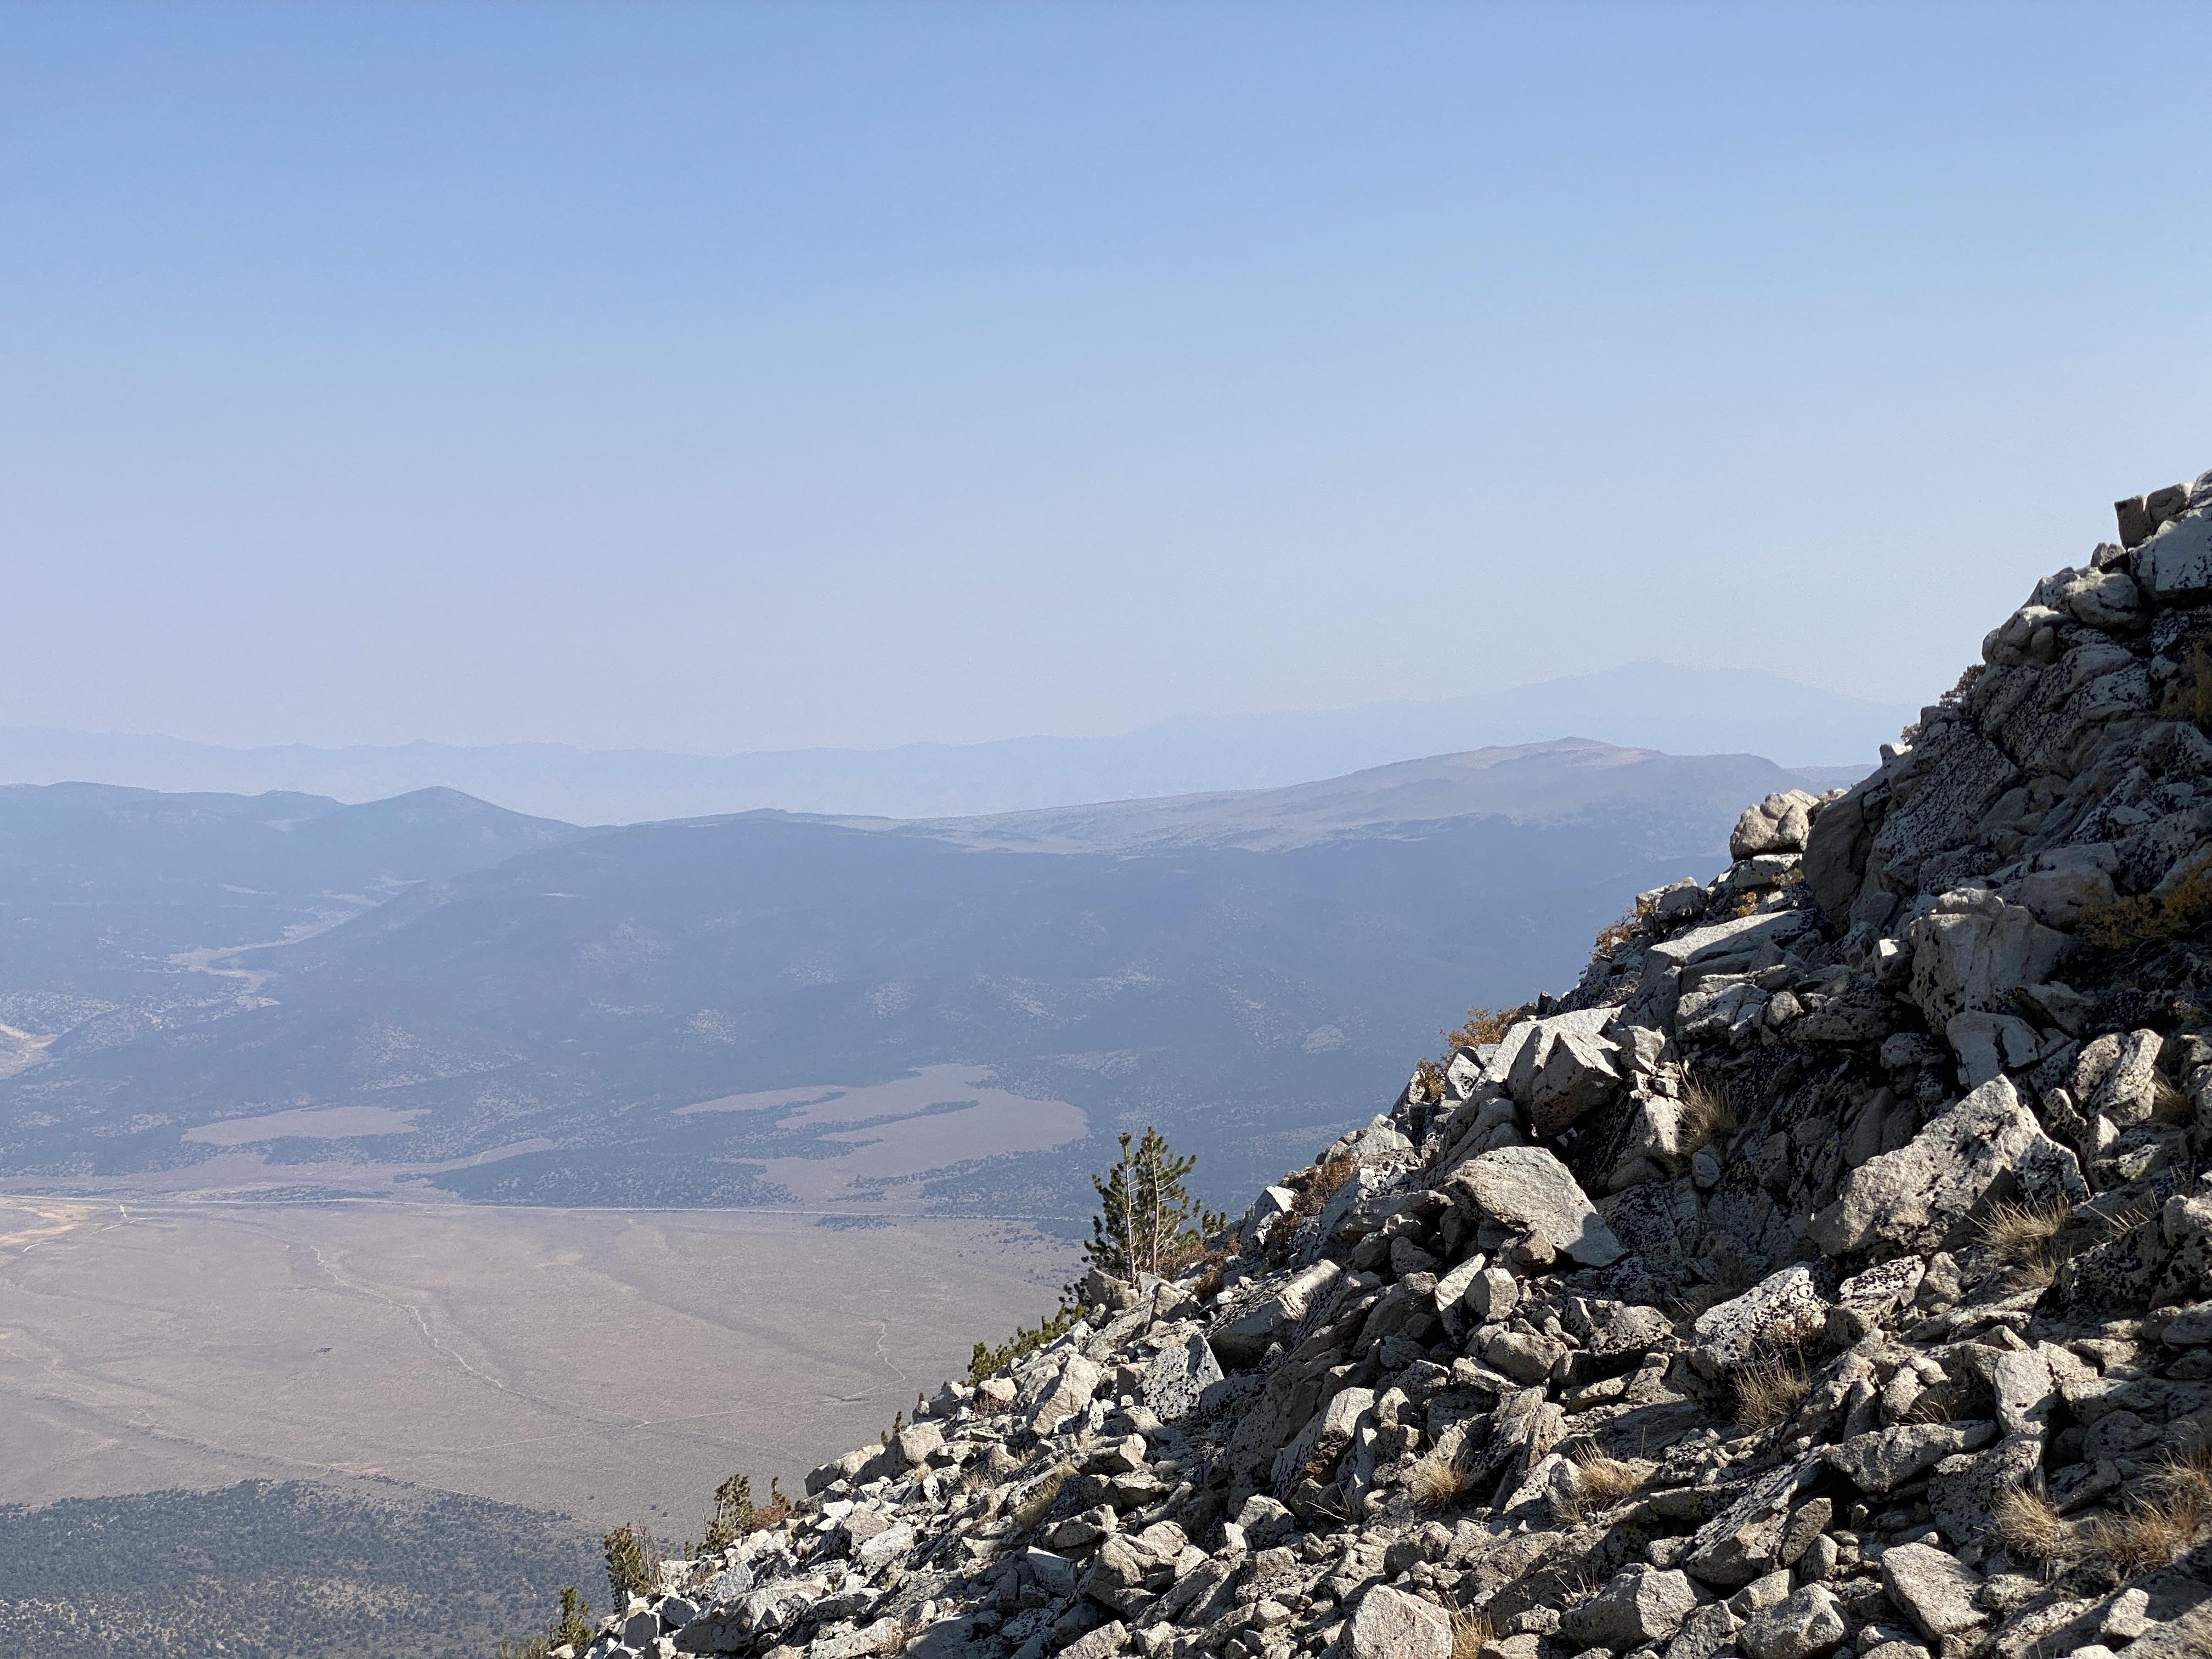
[0,1195,1075,1531]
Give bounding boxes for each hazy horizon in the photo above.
[8,2,2212,756]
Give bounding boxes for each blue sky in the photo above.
[5,2,2210,753]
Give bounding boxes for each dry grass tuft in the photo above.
[1734,1357,1810,1432]
[2087,1503,2195,1579]
[1978,1199,2073,1288]
[2086,1445,2212,1579]
[1012,1462,1073,1532]
[1407,1446,1475,1514]
[1676,1075,1735,1158]
[2153,1074,2193,1124]
[1567,1446,1646,1507]
[2154,1442,2212,1528]
[1992,1487,2069,1565]
[1448,1607,1494,1659]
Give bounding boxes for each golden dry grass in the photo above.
[1568,1446,1646,1506]
[1449,1607,1494,1659]
[2087,1503,2195,1578]
[1734,1357,1810,1432]
[1991,1487,2069,1565]
[1012,1462,1073,1532]
[2079,857,2212,949]
[1676,1075,1735,1157]
[1978,1199,2072,1288]
[2086,1445,2212,1579]
[1406,1446,1474,1514]
[2153,1075,2193,1124]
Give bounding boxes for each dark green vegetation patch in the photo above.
[0,1480,600,1659]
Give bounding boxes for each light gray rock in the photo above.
[1928,1433,2042,1543]
[1664,1602,1741,1659]
[856,1523,916,1571]
[1469,1267,1522,1323]
[2130,506,2212,597]
[1945,1011,2041,1088]
[2162,1299,2212,1345]
[1685,1458,1821,1587]
[2016,843,2119,930]
[2076,1029,2166,1128]
[1689,1264,1830,1378]
[1835,1258,1925,1327]
[1646,909,1813,974]
[1733,792,1820,860]
[1024,1547,1079,1598]
[1501,1007,1626,1137]
[1348,1584,1453,1659]
[1560,1566,1700,1650]
[1026,1353,1104,1435]
[1739,1584,1847,1659]
[1139,1331,1221,1423]
[891,1421,943,1468]
[1482,1327,1568,1385]
[1058,1620,1129,1659]
[2102,1588,2151,1644]
[1806,1077,2087,1255]
[814,1618,904,1659]
[1878,1543,1984,1643]
[1905,889,2068,1028]
[1441,1146,1624,1267]
[1824,1420,1996,1493]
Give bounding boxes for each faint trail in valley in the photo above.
[872,1321,907,1384]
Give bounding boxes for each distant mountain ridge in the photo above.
[0,662,1909,825]
[0,739,1859,1209]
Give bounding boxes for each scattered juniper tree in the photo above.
[700,1475,754,1553]
[1082,1126,1227,1281]
[602,1523,657,1603]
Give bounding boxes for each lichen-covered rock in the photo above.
[1807,1077,2086,1255]
[1560,1566,1700,1650]
[1739,1584,1847,1659]
[1878,1543,1985,1644]
[1348,1584,1453,1659]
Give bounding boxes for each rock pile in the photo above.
[566,476,2212,1659]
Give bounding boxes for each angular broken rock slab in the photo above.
[1739,1583,1847,1659]
[1824,1420,1996,1493]
[1878,1543,1984,1644]
[1141,1330,1223,1420]
[1689,1263,1830,1377]
[1806,1077,2086,1256]
[1348,1584,1453,1659]
[1684,1456,1821,1587]
[1560,1565,1698,1650]
[1441,1145,1624,1267]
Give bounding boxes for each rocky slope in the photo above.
[554,474,2212,1659]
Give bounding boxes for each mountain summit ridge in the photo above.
[531,471,2212,1659]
